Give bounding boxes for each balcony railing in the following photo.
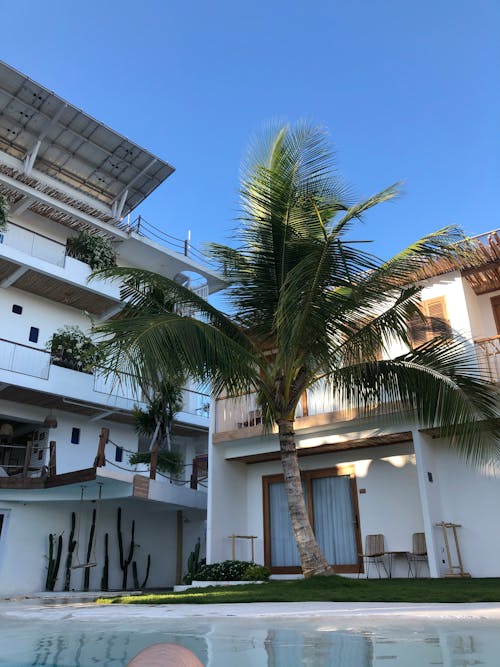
[214,380,342,434]
[0,222,66,267]
[0,338,50,379]
[181,387,210,418]
[474,335,500,383]
[93,370,144,403]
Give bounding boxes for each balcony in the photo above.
[0,338,50,380]
[0,338,210,428]
[0,222,66,266]
[474,335,500,383]
[214,381,348,442]
[0,222,120,316]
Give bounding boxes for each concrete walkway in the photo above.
[1,597,500,622]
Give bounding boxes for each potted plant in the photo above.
[66,231,116,270]
[47,325,103,374]
[0,196,8,233]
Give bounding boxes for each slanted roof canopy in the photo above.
[0,61,174,219]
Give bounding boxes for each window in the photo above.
[29,327,39,343]
[71,428,80,444]
[12,304,22,315]
[408,296,451,346]
[263,467,361,573]
[115,447,123,462]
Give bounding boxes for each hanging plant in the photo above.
[47,325,103,374]
[0,196,8,233]
[66,231,116,270]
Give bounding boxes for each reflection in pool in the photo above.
[0,611,498,666]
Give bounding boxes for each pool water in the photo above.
[1,605,499,666]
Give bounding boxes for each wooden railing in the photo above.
[190,454,208,490]
[474,335,500,383]
[0,440,56,482]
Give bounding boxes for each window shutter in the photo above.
[426,298,451,338]
[408,297,450,346]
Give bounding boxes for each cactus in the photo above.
[183,538,201,584]
[131,554,151,590]
[83,508,96,591]
[132,561,139,589]
[64,512,76,592]
[117,506,136,590]
[100,533,109,592]
[45,533,63,591]
[141,554,151,589]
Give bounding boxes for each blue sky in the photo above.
[2,1,499,259]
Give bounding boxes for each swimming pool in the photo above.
[1,601,499,666]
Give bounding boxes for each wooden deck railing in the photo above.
[474,335,500,383]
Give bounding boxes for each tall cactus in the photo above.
[117,506,136,590]
[101,532,109,592]
[45,533,63,591]
[64,512,76,592]
[83,508,96,591]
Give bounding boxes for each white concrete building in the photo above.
[207,232,500,579]
[0,62,223,594]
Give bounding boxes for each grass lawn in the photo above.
[98,576,500,605]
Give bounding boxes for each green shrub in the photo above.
[129,450,184,475]
[242,564,270,581]
[66,231,116,270]
[0,196,8,232]
[194,560,267,582]
[48,325,103,374]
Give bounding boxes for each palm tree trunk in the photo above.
[278,419,333,577]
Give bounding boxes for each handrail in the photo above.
[0,337,50,355]
[6,221,66,249]
[474,334,500,344]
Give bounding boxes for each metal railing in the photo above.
[180,387,210,418]
[474,335,500,383]
[93,370,144,402]
[0,222,66,267]
[93,370,210,417]
[0,338,51,379]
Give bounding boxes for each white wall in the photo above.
[208,434,424,577]
[430,439,500,577]
[207,440,247,564]
[0,497,192,594]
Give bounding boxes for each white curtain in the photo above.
[269,481,306,567]
[268,475,357,567]
[312,475,358,565]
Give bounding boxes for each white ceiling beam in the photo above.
[0,168,128,239]
[0,266,28,288]
[24,103,68,176]
[113,158,157,204]
[111,189,128,221]
[98,303,124,322]
[1,152,115,220]
[90,410,115,422]
[10,196,36,215]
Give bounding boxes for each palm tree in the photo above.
[94,123,500,577]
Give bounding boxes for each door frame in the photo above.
[262,465,362,574]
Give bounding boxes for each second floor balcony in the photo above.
[0,337,211,425]
[0,222,121,316]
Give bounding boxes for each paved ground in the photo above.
[1,597,500,622]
